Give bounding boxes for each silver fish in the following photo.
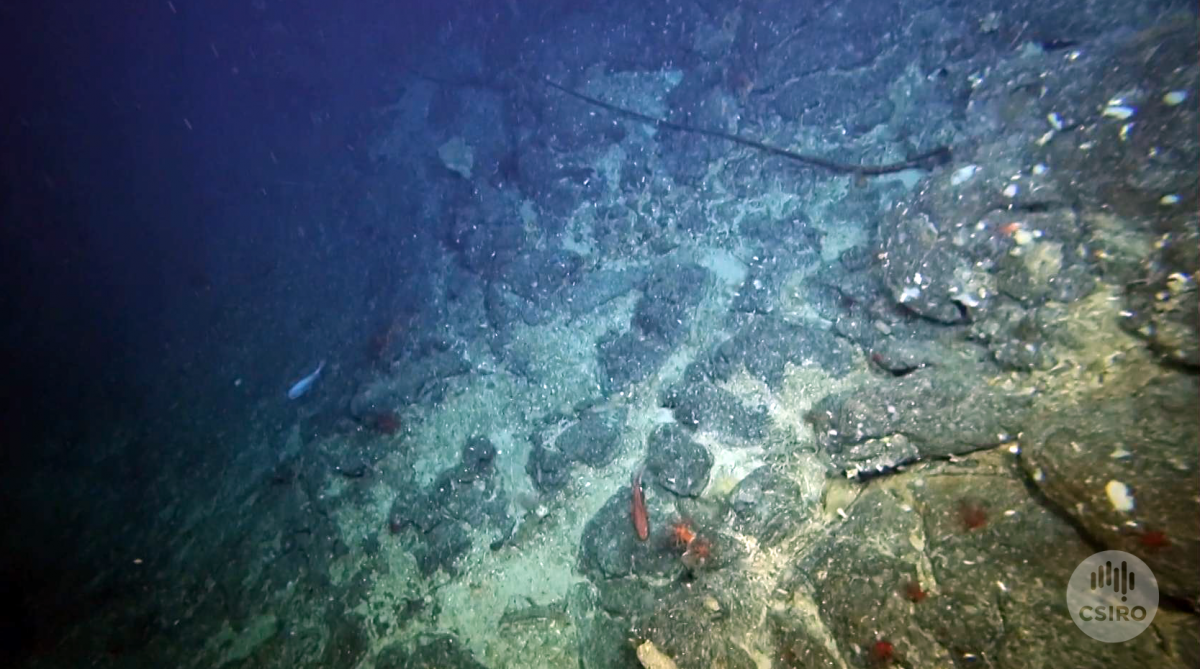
[287,360,325,399]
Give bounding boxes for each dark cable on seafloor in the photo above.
[543,77,952,176]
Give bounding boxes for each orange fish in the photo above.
[630,467,649,541]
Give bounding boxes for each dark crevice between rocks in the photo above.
[1010,447,1110,554]
[870,353,923,378]
[1010,201,1056,214]
[844,437,1011,481]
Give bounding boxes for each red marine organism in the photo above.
[630,467,649,541]
[670,518,697,548]
[370,411,402,435]
[902,579,927,603]
[1118,524,1172,551]
[1139,529,1171,550]
[869,639,896,666]
[958,499,988,532]
[669,517,713,569]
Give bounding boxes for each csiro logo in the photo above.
[1067,550,1159,642]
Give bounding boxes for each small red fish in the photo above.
[630,467,649,541]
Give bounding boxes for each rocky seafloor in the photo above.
[24,3,1199,669]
